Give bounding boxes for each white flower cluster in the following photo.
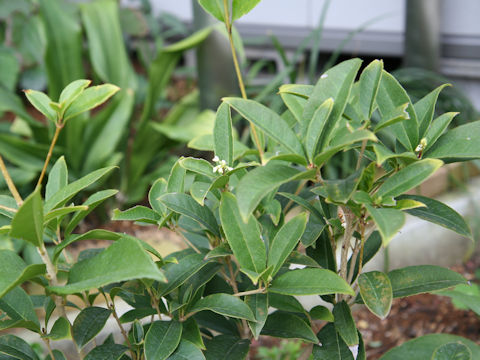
[212,155,233,174]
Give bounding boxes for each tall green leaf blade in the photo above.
[48,237,166,294]
[357,59,383,120]
[204,335,250,360]
[388,265,466,298]
[333,301,358,346]
[45,156,68,201]
[313,323,354,360]
[223,97,305,157]
[10,188,44,247]
[145,320,182,360]
[214,103,234,166]
[397,195,472,239]
[220,192,266,275]
[190,294,255,321]
[235,162,315,221]
[267,213,308,277]
[424,112,457,152]
[365,205,405,246]
[375,159,443,199]
[261,311,317,343]
[415,84,449,138]
[73,307,112,348]
[63,84,120,121]
[305,98,334,163]
[358,271,392,319]
[269,268,354,296]
[232,0,261,20]
[432,342,472,360]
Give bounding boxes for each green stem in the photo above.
[0,155,23,206]
[37,124,63,189]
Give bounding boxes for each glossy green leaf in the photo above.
[267,213,308,276]
[388,265,466,298]
[84,344,128,360]
[214,102,234,166]
[46,317,71,340]
[182,318,205,350]
[204,335,250,360]
[223,97,305,156]
[63,84,120,121]
[179,157,215,178]
[261,311,317,343]
[365,205,405,246]
[358,59,383,120]
[72,307,111,348]
[313,323,354,360]
[333,301,358,346]
[236,162,315,221]
[245,293,268,339]
[220,192,266,274]
[374,103,410,132]
[268,293,304,313]
[145,320,182,360]
[310,305,334,322]
[305,98,334,163]
[0,287,39,332]
[190,294,255,321]
[424,121,480,162]
[415,84,449,138]
[397,195,472,239]
[45,156,68,201]
[424,112,458,152]
[49,237,166,294]
[380,334,480,360]
[10,188,44,247]
[44,205,88,224]
[278,192,325,221]
[24,90,56,122]
[358,271,392,319]
[168,340,205,360]
[372,143,417,166]
[375,159,443,199]
[232,0,261,20]
[0,334,39,360]
[269,268,354,296]
[112,206,160,224]
[347,231,382,282]
[159,193,219,236]
[432,342,472,360]
[59,79,91,108]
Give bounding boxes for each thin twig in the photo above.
[356,139,368,170]
[42,337,55,360]
[147,287,163,320]
[0,204,17,213]
[110,299,136,360]
[233,288,265,297]
[0,155,23,206]
[37,124,63,189]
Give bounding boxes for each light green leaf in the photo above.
[45,156,68,201]
[388,265,466,298]
[63,84,120,121]
[46,317,71,340]
[84,344,128,360]
[149,178,168,216]
[424,112,458,152]
[168,160,187,194]
[24,90,56,122]
[358,59,383,120]
[232,0,261,20]
[358,271,393,319]
[261,311,317,343]
[214,103,234,167]
[432,342,472,360]
[333,300,359,346]
[190,294,255,321]
[372,143,417,166]
[112,206,160,225]
[280,91,308,124]
[204,335,250,360]
[269,268,354,296]
[145,320,182,360]
[44,205,88,224]
[245,293,268,339]
[10,188,44,247]
[168,340,205,360]
[49,237,166,294]
[220,192,266,274]
[267,213,308,277]
[0,287,39,332]
[374,103,410,132]
[59,79,91,107]
[180,157,215,178]
[365,205,405,246]
[223,97,305,157]
[235,162,315,221]
[305,98,334,163]
[415,84,449,138]
[198,0,225,22]
[164,27,212,53]
[375,159,443,199]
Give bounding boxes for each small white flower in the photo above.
[321,74,328,79]
[226,166,233,172]
[220,160,226,166]
[212,155,219,162]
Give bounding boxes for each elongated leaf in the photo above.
[374,103,410,132]
[280,91,308,124]
[432,342,472,360]
[0,334,39,360]
[388,265,466,298]
[46,317,70,340]
[182,318,205,350]
[59,79,91,107]
[305,98,334,163]
[112,206,160,224]
[214,102,234,167]
[415,84,449,138]
[190,294,255,321]
[333,301,358,346]
[0,287,39,332]
[397,195,472,239]
[365,205,405,246]
[45,156,68,201]
[180,157,215,178]
[168,340,205,360]
[24,90,56,122]
[245,293,268,339]
[375,159,443,200]
[310,306,334,322]
[84,344,128,360]
[44,205,88,223]
[424,120,480,162]
[424,112,457,152]
[198,0,224,22]
[63,84,120,121]
[220,193,265,271]
[73,307,112,348]
[232,0,261,20]
[313,323,354,360]
[168,160,186,194]
[320,169,362,204]
[358,59,383,120]
[269,268,354,296]
[204,335,250,360]
[267,213,308,276]
[159,193,219,236]
[236,162,315,221]
[10,188,44,247]
[223,97,305,157]
[261,311,317,343]
[372,143,417,166]
[145,320,182,360]
[49,237,166,294]
[358,271,392,319]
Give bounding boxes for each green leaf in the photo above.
[59,79,91,108]
[10,188,44,247]
[145,320,182,360]
[204,335,250,360]
[269,293,304,313]
[198,0,225,22]
[223,97,305,157]
[45,156,68,201]
[375,159,443,199]
[159,193,219,236]
[267,213,308,277]
[179,157,215,178]
[424,121,480,162]
[321,169,363,204]
[0,334,39,360]
[182,318,205,350]
[432,342,472,360]
[310,306,334,322]
[219,192,266,275]
[388,265,466,298]
[372,143,417,166]
[164,27,212,53]
[435,288,480,316]
[376,70,418,150]
[424,112,458,152]
[397,195,472,239]
[347,231,382,282]
[46,317,71,340]
[72,307,111,348]
[214,102,234,167]
[261,311,317,343]
[313,323,354,360]
[303,58,362,144]
[232,0,261,20]
[245,293,268,339]
[236,162,315,221]
[149,178,168,216]
[0,287,40,332]
[415,84,449,138]
[374,103,410,133]
[168,340,206,360]
[84,344,128,360]
[333,301,358,346]
[358,271,392,319]
[190,294,255,321]
[168,160,186,194]
[280,91,308,124]
[305,98,334,163]
[0,250,46,298]
[44,205,88,224]
[46,350,67,360]
[112,206,160,225]
[23,90,56,123]
[365,205,405,246]
[63,84,120,121]
[45,166,116,212]
[49,237,166,294]
[380,334,480,360]
[269,268,354,296]
[357,59,383,120]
